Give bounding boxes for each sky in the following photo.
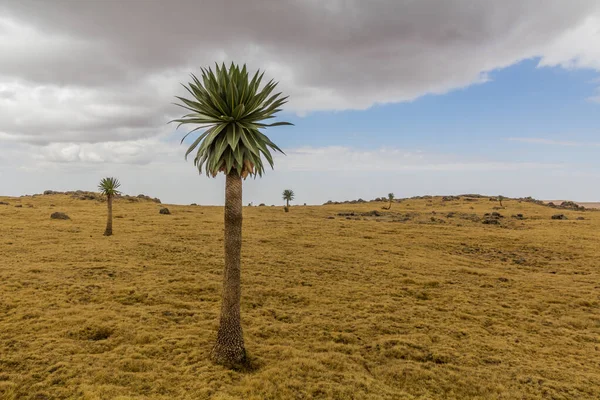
[0,0,599,205]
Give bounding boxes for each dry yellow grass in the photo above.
[0,194,599,399]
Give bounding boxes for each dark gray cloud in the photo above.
[0,0,599,145]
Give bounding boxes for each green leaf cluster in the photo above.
[172,63,293,178]
[98,177,121,196]
[282,189,295,201]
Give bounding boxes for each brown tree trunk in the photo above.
[210,171,246,367]
[389,200,392,210]
[104,195,113,236]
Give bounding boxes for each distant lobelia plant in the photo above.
[498,195,505,207]
[282,189,294,212]
[98,177,121,236]
[171,62,293,367]
[387,193,395,210]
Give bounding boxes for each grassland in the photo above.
[0,194,599,399]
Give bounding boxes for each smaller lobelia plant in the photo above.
[387,193,395,210]
[98,177,121,236]
[282,189,294,212]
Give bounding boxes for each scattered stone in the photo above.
[482,218,500,225]
[137,194,162,203]
[498,277,510,282]
[559,201,585,211]
[513,257,526,265]
[442,196,460,201]
[0,201,8,205]
[14,204,23,208]
[512,214,525,220]
[159,208,171,215]
[362,210,382,217]
[576,217,585,220]
[42,190,160,203]
[551,214,568,220]
[50,212,70,220]
[258,203,266,207]
[446,212,456,218]
[484,212,504,219]
[327,216,335,219]
[482,212,503,225]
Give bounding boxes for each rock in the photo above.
[14,204,23,208]
[484,212,504,219]
[258,203,266,207]
[327,216,335,219]
[442,196,460,201]
[576,217,585,220]
[361,210,382,217]
[0,201,8,205]
[559,201,585,211]
[50,212,70,220]
[512,214,525,220]
[482,218,500,225]
[159,208,171,215]
[137,194,162,203]
[551,214,568,220]
[482,212,503,224]
[191,203,198,206]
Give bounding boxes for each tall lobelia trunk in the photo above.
[389,199,392,210]
[211,171,246,366]
[104,195,113,236]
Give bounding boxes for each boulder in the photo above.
[51,212,70,220]
[442,196,460,201]
[159,208,171,215]
[551,214,568,220]
[559,201,585,211]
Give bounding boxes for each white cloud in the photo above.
[0,1,599,145]
[277,146,560,172]
[507,137,600,146]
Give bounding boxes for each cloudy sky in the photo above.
[1,0,599,205]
